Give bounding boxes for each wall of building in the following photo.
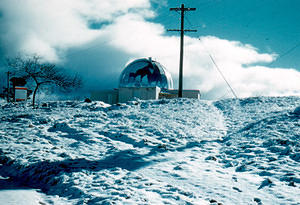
[91,87,200,104]
[90,89,119,104]
[118,87,161,103]
[159,90,201,99]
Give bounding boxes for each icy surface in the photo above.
[0,97,299,204]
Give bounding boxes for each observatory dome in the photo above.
[119,58,173,89]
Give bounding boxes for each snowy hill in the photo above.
[0,97,299,204]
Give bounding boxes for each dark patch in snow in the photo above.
[258,178,273,189]
[290,153,300,162]
[258,171,273,176]
[235,164,247,172]
[293,106,300,115]
[48,122,91,143]
[0,150,151,198]
[232,186,242,192]
[205,156,217,161]
[0,178,30,190]
[253,197,262,204]
[1,114,34,123]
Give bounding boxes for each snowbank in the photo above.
[0,97,299,204]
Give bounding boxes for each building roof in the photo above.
[119,58,173,89]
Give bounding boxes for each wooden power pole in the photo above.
[168,4,197,97]
[6,71,10,102]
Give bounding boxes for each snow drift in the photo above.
[0,97,299,204]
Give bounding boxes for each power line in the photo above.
[184,14,199,32]
[208,53,238,99]
[268,42,300,66]
[184,15,195,29]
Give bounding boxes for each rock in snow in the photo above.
[0,96,299,204]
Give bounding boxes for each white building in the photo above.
[91,58,200,104]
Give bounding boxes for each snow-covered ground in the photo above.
[0,97,299,204]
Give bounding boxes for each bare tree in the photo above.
[7,55,82,107]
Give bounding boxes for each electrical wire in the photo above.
[184,15,196,30]
[208,53,238,99]
[267,42,300,66]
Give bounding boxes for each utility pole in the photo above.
[168,4,196,97]
[6,71,10,102]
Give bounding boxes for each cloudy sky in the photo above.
[0,0,300,99]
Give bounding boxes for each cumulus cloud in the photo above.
[0,0,299,99]
[0,0,150,61]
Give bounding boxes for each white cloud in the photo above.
[236,66,300,97]
[0,0,150,61]
[0,0,299,99]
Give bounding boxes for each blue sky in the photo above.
[0,0,299,99]
[154,0,300,70]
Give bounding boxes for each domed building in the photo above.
[119,58,173,90]
[91,57,200,104]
